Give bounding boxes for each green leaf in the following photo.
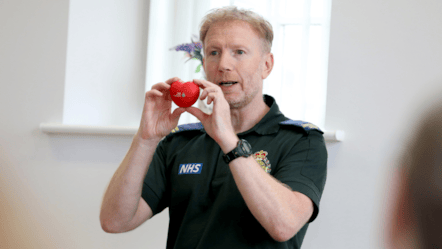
[195,64,202,73]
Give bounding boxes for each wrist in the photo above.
[222,139,253,164]
[217,134,240,154]
[134,133,162,148]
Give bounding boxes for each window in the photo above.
[60,0,331,130]
[62,0,149,127]
[149,0,332,128]
[211,0,332,129]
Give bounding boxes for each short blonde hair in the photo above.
[199,6,273,53]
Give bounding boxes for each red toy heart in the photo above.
[169,80,200,108]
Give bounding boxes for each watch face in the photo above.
[240,139,252,153]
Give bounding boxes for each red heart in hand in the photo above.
[169,80,200,108]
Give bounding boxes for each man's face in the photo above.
[203,20,273,109]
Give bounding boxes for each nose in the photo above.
[218,52,233,72]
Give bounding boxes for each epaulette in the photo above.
[279,119,323,134]
[170,122,204,134]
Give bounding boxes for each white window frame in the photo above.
[145,0,332,128]
[224,0,332,129]
[42,0,341,140]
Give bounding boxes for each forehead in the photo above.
[204,20,262,48]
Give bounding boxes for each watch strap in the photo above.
[223,139,252,164]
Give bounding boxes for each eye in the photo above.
[210,51,219,56]
[237,50,245,55]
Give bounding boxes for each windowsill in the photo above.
[40,123,344,142]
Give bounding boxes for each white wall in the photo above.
[0,0,169,248]
[302,0,442,248]
[1,0,442,248]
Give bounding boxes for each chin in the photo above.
[229,102,243,109]
[227,97,249,109]
[226,89,260,109]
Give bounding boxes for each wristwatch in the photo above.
[223,139,253,164]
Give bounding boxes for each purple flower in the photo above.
[170,36,204,72]
[174,43,193,54]
[173,42,202,55]
[194,42,202,49]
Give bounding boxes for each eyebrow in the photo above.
[205,42,250,50]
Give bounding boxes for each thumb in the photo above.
[185,106,207,122]
[171,107,186,122]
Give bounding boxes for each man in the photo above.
[386,100,442,248]
[100,6,327,248]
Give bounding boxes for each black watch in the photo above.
[223,139,253,164]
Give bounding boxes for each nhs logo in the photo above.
[178,163,203,175]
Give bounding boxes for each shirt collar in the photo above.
[237,94,287,136]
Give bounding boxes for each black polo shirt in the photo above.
[142,94,327,249]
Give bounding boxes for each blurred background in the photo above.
[1,0,442,248]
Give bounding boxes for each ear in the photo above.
[261,52,274,80]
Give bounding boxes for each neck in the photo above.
[230,95,270,134]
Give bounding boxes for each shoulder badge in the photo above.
[279,119,323,133]
[170,122,204,134]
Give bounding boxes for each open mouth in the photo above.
[219,81,238,87]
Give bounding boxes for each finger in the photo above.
[145,89,163,98]
[171,107,186,121]
[199,88,210,100]
[165,77,182,85]
[145,90,163,99]
[152,82,171,91]
[207,92,217,105]
[193,78,217,89]
[185,106,207,122]
[200,87,218,101]
[200,89,208,100]
[151,82,175,101]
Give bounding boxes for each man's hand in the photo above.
[101,77,186,233]
[137,77,186,142]
[185,79,238,150]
